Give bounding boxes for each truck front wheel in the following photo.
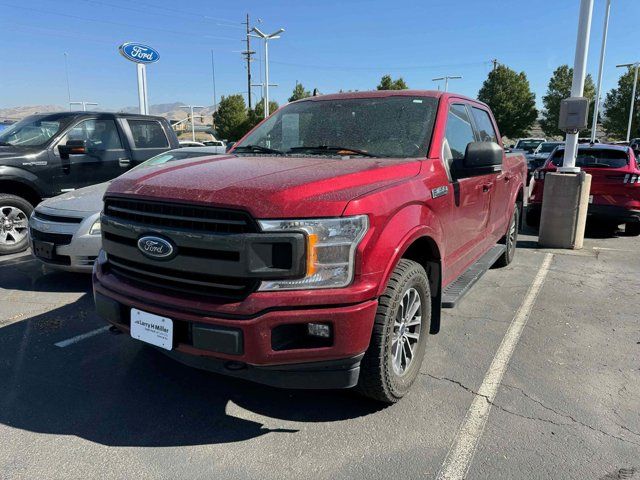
[0,194,33,255]
[357,259,430,403]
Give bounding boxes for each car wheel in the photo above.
[625,222,640,236]
[525,206,540,228]
[0,194,33,255]
[494,203,519,268]
[357,259,430,404]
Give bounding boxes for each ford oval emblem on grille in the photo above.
[137,235,175,260]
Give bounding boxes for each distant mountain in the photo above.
[0,103,216,121]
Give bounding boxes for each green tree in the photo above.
[213,94,248,141]
[602,67,640,139]
[289,83,311,102]
[244,99,280,132]
[540,65,596,137]
[377,75,408,90]
[477,65,537,139]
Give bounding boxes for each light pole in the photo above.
[210,49,217,113]
[180,105,205,142]
[64,53,72,110]
[250,27,284,118]
[432,75,462,92]
[69,101,98,111]
[591,0,612,143]
[616,62,640,142]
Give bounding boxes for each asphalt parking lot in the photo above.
[0,226,638,480]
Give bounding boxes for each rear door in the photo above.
[122,118,173,165]
[51,117,130,190]
[441,102,493,273]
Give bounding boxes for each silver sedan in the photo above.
[28,146,225,272]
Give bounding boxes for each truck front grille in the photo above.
[104,197,256,234]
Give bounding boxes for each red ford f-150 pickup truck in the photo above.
[527,144,640,235]
[93,91,526,403]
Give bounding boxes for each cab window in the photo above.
[59,119,123,150]
[127,120,169,148]
[444,104,475,160]
[471,107,498,143]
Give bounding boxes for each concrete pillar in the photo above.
[538,172,592,249]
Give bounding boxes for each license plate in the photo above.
[130,308,173,350]
[33,240,55,260]
[589,195,594,204]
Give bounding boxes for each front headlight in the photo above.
[257,215,369,290]
[89,219,101,235]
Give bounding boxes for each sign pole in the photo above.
[137,63,148,115]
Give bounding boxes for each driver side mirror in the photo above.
[453,142,503,179]
[58,139,87,159]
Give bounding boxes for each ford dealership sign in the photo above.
[119,42,160,64]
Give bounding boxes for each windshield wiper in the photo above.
[233,144,284,154]
[288,145,380,158]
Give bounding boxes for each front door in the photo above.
[51,118,129,191]
[441,103,492,280]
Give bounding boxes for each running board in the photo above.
[441,245,506,308]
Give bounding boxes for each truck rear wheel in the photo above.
[357,259,430,404]
[0,194,32,255]
[494,203,519,268]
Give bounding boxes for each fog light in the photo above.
[307,323,331,338]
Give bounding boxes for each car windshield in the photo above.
[515,139,544,152]
[551,148,628,168]
[131,150,215,171]
[537,142,560,153]
[235,96,439,158]
[0,115,66,147]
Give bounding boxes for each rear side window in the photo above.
[471,107,498,143]
[128,120,169,148]
[551,149,628,168]
[444,104,475,160]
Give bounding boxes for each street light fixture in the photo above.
[250,27,285,119]
[432,75,462,92]
[616,62,640,143]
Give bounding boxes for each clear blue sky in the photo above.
[0,0,638,110]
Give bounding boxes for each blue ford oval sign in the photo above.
[137,235,175,260]
[119,42,160,64]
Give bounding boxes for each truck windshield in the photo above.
[236,96,438,158]
[0,115,66,147]
[515,139,544,152]
[536,142,561,153]
[551,148,628,168]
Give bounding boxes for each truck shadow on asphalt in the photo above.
[0,256,90,293]
[0,295,385,448]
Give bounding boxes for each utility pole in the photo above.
[591,0,612,143]
[616,62,640,142]
[64,53,72,110]
[250,27,285,119]
[241,14,256,110]
[432,75,462,92]
[210,49,217,113]
[180,105,205,142]
[69,101,98,111]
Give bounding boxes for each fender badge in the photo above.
[431,186,449,199]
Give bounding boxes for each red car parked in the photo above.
[527,144,640,235]
[93,91,526,402]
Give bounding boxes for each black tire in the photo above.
[525,205,540,228]
[625,222,640,236]
[494,204,519,268]
[0,194,33,255]
[357,259,431,404]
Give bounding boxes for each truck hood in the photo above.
[39,182,109,213]
[106,154,421,218]
[0,146,45,164]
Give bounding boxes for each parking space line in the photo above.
[54,326,110,348]
[436,253,553,480]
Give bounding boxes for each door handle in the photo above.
[118,158,131,167]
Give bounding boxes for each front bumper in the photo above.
[29,206,101,272]
[93,281,378,389]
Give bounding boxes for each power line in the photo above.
[269,59,491,71]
